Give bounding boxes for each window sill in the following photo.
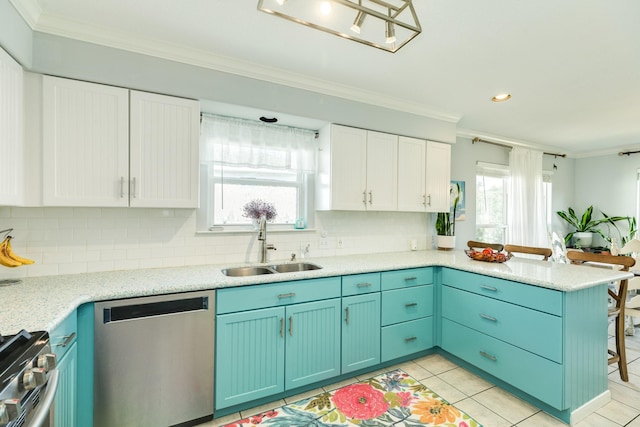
[196,228,317,235]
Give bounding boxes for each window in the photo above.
[198,114,317,231]
[475,162,552,244]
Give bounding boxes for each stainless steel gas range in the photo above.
[0,330,58,427]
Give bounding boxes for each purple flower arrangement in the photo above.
[242,199,277,222]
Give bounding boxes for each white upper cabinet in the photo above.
[43,76,200,208]
[397,137,451,213]
[424,140,451,212]
[129,90,199,208]
[43,76,129,207]
[317,124,397,211]
[0,47,24,206]
[397,136,426,212]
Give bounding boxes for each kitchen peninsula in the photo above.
[1,250,631,425]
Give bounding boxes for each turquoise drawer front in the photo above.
[381,317,433,362]
[381,285,433,326]
[442,286,562,362]
[217,277,341,314]
[50,310,78,360]
[381,267,433,291]
[442,268,562,316]
[342,272,381,296]
[442,319,564,410]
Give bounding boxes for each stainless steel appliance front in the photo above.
[93,290,215,427]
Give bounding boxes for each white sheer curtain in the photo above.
[508,147,547,246]
[200,114,317,172]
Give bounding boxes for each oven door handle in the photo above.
[26,369,59,427]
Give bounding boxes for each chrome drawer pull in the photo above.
[480,351,497,361]
[345,307,350,325]
[405,302,418,308]
[480,314,497,322]
[56,332,76,348]
[356,282,372,287]
[278,293,296,299]
[280,318,284,337]
[404,276,417,281]
[405,336,417,342]
[481,285,498,292]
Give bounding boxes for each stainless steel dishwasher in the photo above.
[94,290,215,427]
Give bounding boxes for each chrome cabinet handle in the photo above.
[280,318,284,337]
[120,177,125,198]
[356,282,372,288]
[289,316,293,336]
[278,293,296,299]
[131,177,137,198]
[404,276,417,281]
[480,351,497,361]
[422,194,427,206]
[363,190,367,205]
[427,194,432,206]
[480,314,497,322]
[405,336,417,342]
[345,307,350,325]
[405,302,418,308]
[56,332,76,348]
[481,285,498,292]
[368,191,373,205]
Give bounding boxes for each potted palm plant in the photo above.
[435,182,461,250]
[556,206,626,248]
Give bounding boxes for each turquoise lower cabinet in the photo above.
[216,307,285,410]
[51,309,78,427]
[285,299,341,389]
[381,317,433,362]
[215,278,342,411]
[341,293,381,373]
[54,343,78,427]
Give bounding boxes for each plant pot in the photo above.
[437,235,456,251]
[573,232,593,248]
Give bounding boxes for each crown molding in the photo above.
[16,8,461,124]
[9,0,42,28]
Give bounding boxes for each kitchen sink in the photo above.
[222,262,322,276]
[270,262,322,273]
[221,266,276,276]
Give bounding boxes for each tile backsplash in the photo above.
[0,207,433,278]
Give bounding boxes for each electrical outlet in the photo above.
[337,239,343,249]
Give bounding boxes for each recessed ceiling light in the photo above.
[492,93,512,102]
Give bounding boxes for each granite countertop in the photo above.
[0,249,632,334]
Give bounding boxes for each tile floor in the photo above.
[201,326,640,427]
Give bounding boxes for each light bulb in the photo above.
[320,1,332,15]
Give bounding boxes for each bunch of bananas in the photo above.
[0,236,34,267]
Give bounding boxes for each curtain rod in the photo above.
[472,137,566,158]
[619,150,640,156]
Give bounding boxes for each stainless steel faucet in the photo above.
[258,216,276,263]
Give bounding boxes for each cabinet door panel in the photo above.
[0,47,23,205]
[216,307,285,409]
[129,91,200,208]
[43,76,129,206]
[397,136,426,212]
[424,141,451,212]
[366,131,397,211]
[381,317,433,362]
[329,125,367,210]
[54,343,77,427]
[342,293,381,373]
[285,299,341,390]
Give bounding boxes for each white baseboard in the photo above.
[570,390,611,425]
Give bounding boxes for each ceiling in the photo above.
[10,0,640,157]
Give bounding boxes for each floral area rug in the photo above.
[223,369,482,427]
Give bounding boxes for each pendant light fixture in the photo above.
[257,0,421,53]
